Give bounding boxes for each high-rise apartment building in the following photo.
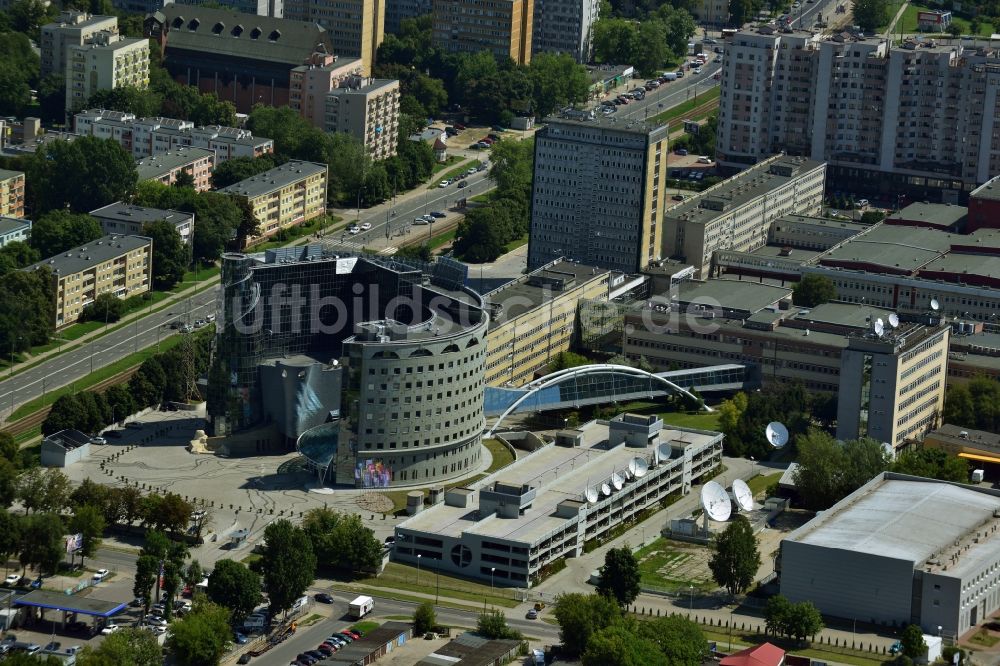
[385,0,430,34]
[0,170,25,219]
[283,0,384,75]
[65,33,150,115]
[289,53,364,124]
[717,28,1000,202]
[41,11,118,78]
[433,0,533,64]
[528,116,669,273]
[323,78,400,160]
[531,0,598,63]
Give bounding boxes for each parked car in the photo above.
[89,436,106,445]
[438,181,450,188]
[4,574,20,586]
[348,225,360,235]
[315,593,334,604]
[675,148,688,156]
[92,569,109,582]
[430,211,446,218]
[672,194,686,201]
[360,222,372,231]
[413,217,429,225]
[698,156,713,164]
[454,123,467,130]
[458,181,468,188]
[237,654,252,664]
[235,632,249,644]
[100,624,121,636]
[490,125,506,132]
[126,421,145,429]
[526,608,538,619]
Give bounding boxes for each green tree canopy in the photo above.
[853,0,890,32]
[583,624,668,666]
[68,504,105,568]
[636,615,705,665]
[597,547,641,607]
[414,602,436,635]
[30,210,104,259]
[206,558,262,622]
[166,598,232,666]
[792,274,837,307]
[261,519,316,616]
[77,626,163,666]
[553,593,624,658]
[210,155,279,189]
[27,136,138,214]
[891,447,968,482]
[793,429,889,510]
[901,624,926,659]
[709,516,761,596]
[301,507,383,574]
[476,608,521,639]
[143,220,188,290]
[18,511,64,575]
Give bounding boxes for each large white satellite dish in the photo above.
[627,459,638,476]
[930,298,940,311]
[888,313,900,329]
[584,486,599,503]
[611,472,624,491]
[656,442,672,464]
[701,481,732,522]
[765,421,789,448]
[601,483,611,497]
[874,318,885,337]
[634,457,649,478]
[732,479,754,512]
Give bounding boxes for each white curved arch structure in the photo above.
[485,363,713,437]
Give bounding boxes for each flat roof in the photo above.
[484,260,608,326]
[818,224,957,273]
[919,253,1000,280]
[784,476,1000,571]
[15,590,126,617]
[0,217,30,235]
[791,301,894,331]
[0,168,23,181]
[400,420,720,545]
[219,160,326,198]
[135,147,214,179]
[773,213,868,233]
[325,622,410,663]
[749,245,823,263]
[334,78,398,95]
[540,115,668,139]
[928,423,1000,453]
[418,634,522,666]
[673,279,790,314]
[971,175,1000,201]
[666,156,825,228]
[889,202,968,228]
[89,202,193,226]
[26,234,151,276]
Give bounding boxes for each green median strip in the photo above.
[427,160,475,190]
[649,87,720,126]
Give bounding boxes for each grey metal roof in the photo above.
[218,160,326,198]
[818,224,958,272]
[90,202,193,227]
[136,147,214,180]
[26,234,151,277]
[0,168,23,182]
[673,279,790,314]
[888,202,968,228]
[0,217,30,236]
[159,4,333,65]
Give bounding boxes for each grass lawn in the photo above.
[13,428,41,445]
[659,410,721,431]
[182,264,221,283]
[300,613,324,627]
[354,562,519,608]
[431,155,464,176]
[426,228,456,252]
[240,553,262,567]
[746,472,782,498]
[969,631,1000,648]
[503,234,528,253]
[876,0,908,31]
[427,160,474,190]
[483,438,514,473]
[634,538,715,592]
[59,321,106,342]
[469,193,491,204]
[351,621,381,635]
[649,87,720,126]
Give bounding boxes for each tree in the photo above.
[0,63,32,116]
[27,137,138,214]
[583,624,668,666]
[900,624,926,659]
[133,555,159,612]
[210,155,278,189]
[77,626,163,666]
[787,600,824,643]
[159,493,194,534]
[396,244,433,262]
[548,351,590,373]
[30,210,104,259]
[852,0,889,32]
[0,459,17,508]
[793,430,889,510]
[301,508,383,574]
[708,516,760,596]
[792,274,837,307]
[943,384,976,428]
[476,608,521,639]
[0,510,23,572]
[892,447,969,482]
[764,594,793,637]
[413,601,436,635]
[553,593,624,658]
[0,268,56,359]
[142,220,188,290]
[947,23,962,37]
[636,615,705,666]
[86,85,161,118]
[166,599,232,666]
[596,547,641,607]
[184,560,204,588]
[80,293,127,325]
[261,519,316,616]
[206,558,262,622]
[19,512,64,576]
[68,504,105,569]
[16,467,47,514]
[860,211,885,225]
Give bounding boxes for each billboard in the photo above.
[355,458,392,488]
[917,11,945,22]
[65,533,82,554]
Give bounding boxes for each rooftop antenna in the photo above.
[888,312,900,329]
[600,482,611,497]
[611,472,624,491]
[931,298,940,312]
[732,479,754,512]
[765,421,789,448]
[701,481,732,531]
[633,457,649,478]
[584,483,599,504]
[874,318,885,338]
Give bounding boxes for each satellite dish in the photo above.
[611,472,624,491]
[888,313,900,328]
[701,481,732,522]
[634,457,649,478]
[585,486,599,503]
[930,298,940,311]
[765,421,789,448]
[601,483,611,497]
[732,479,754,512]
[656,442,672,463]
[628,459,638,476]
[874,318,885,337]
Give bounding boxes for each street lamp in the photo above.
[749,456,756,478]
[416,554,421,587]
[490,567,496,597]
[688,584,694,611]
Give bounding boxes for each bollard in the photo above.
[656,608,661,616]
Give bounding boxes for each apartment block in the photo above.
[528,116,669,273]
[385,0,430,33]
[0,170,25,219]
[968,175,1000,232]
[433,0,533,64]
[531,0,598,63]
[25,235,153,328]
[717,28,1000,202]
[483,259,611,387]
[0,218,31,248]
[289,54,363,123]
[693,0,728,26]
[283,0,384,76]
[74,109,274,163]
[112,0,174,14]
[218,161,327,240]
[135,147,215,191]
[41,11,118,78]
[323,78,400,160]
[662,155,826,278]
[90,202,195,246]
[65,33,150,115]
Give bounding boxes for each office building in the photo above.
[289,53,363,125]
[433,0,533,64]
[323,78,400,160]
[528,116,669,273]
[662,155,826,278]
[74,109,274,163]
[531,0,599,63]
[779,473,1000,636]
[112,0,174,14]
[25,235,152,328]
[283,0,384,76]
[968,176,1000,232]
[885,202,967,232]
[716,28,1000,201]
[90,202,195,246]
[693,0,728,26]
[394,414,722,587]
[65,33,150,115]
[211,247,488,488]
[135,147,215,191]
[923,424,1000,469]
[41,11,118,78]
[146,6,335,112]
[218,160,327,239]
[385,0,430,34]
[174,0,282,16]
[482,259,612,387]
[621,284,949,447]
[0,218,31,248]
[0,170,25,219]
